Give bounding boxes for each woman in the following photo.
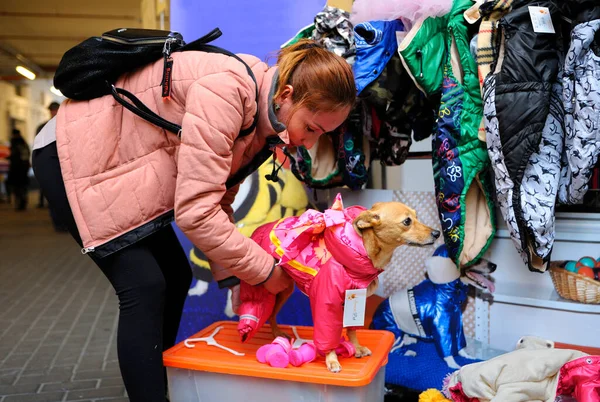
[32,39,355,401]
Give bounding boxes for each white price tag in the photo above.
[529,6,555,34]
[343,289,367,327]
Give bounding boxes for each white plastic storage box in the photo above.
[163,321,394,402]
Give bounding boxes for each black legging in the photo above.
[33,142,192,402]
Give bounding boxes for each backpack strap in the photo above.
[110,85,183,136]
[179,41,259,137]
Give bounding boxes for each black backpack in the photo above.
[54,27,269,189]
[54,27,258,138]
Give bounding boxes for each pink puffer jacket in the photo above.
[56,51,287,285]
[556,355,600,402]
[238,194,380,353]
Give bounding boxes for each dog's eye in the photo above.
[403,218,412,226]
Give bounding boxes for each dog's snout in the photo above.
[431,230,441,239]
[488,262,497,272]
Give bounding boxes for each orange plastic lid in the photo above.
[163,321,394,387]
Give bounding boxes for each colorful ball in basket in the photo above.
[576,257,596,269]
[565,261,578,273]
[593,268,600,281]
[577,267,595,279]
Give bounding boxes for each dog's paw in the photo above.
[402,334,418,346]
[355,345,372,358]
[404,350,417,357]
[326,360,342,373]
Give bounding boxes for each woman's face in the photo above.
[276,86,351,149]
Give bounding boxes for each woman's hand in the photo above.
[263,264,294,295]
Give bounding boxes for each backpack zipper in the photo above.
[161,38,178,98]
[102,35,181,47]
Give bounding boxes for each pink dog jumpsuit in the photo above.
[238,194,380,353]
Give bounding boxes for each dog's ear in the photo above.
[353,210,381,234]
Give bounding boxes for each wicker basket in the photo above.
[549,261,600,304]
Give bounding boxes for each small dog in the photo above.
[371,244,496,369]
[262,196,440,372]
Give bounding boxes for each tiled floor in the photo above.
[0,194,127,402]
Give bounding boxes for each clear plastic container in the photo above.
[164,321,394,402]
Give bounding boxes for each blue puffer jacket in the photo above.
[353,20,404,94]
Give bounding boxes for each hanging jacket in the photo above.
[359,52,438,164]
[558,0,600,204]
[284,126,370,191]
[237,193,380,353]
[556,355,600,402]
[474,0,515,142]
[399,0,496,267]
[354,19,404,94]
[482,0,564,272]
[474,0,514,92]
[55,51,288,285]
[312,6,356,64]
[281,12,368,190]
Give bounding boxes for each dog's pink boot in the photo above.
[265,337,292,368]
[335,338,356,358]
[256,343,272,364]
[256,337,292,368]
[289,343,316,367]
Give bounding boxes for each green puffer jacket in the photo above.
[399,0,496,267]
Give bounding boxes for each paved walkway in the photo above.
[0,194,127,402]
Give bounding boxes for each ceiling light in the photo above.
[16,66,36,80]
[50,86,64,97]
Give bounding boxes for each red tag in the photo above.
[162,57,173,99]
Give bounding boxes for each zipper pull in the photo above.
[416,49,424,78]
[162,38,175,99]
[81,246,95,255]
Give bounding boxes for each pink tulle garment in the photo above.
[350,0,452,27]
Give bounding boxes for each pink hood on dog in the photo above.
[238,194,381,353]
